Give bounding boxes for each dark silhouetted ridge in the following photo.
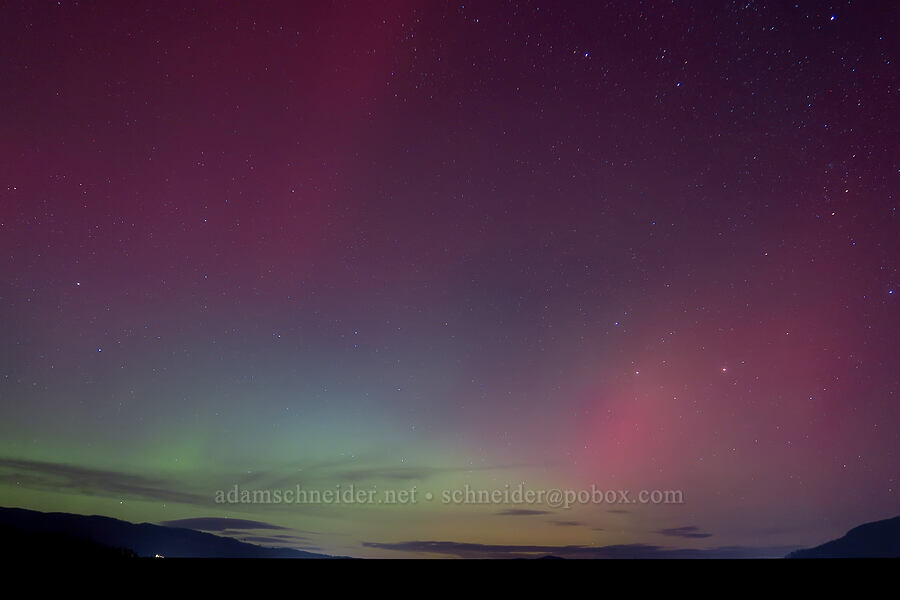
[787,515,900,558]
[0,506,335,558]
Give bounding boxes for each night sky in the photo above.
[1,1,897,558]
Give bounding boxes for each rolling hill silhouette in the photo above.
[787,515,900,558]
[0,507,334,558]
[5,506,898,559]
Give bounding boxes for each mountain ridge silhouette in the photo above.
[787,515,900,558]
[0,506,337,558]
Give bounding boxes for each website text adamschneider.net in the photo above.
[214,484,685,509]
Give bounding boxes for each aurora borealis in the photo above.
[0,1,897,558]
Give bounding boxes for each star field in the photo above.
[0,1,897,558]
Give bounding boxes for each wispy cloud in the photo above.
[361,540,797,559]
[0,457,209,506]
[656,525,712,539]
[495,509,552,516]
[160,517,288,532]
[237,535,317,550]
[549,520,585,527]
